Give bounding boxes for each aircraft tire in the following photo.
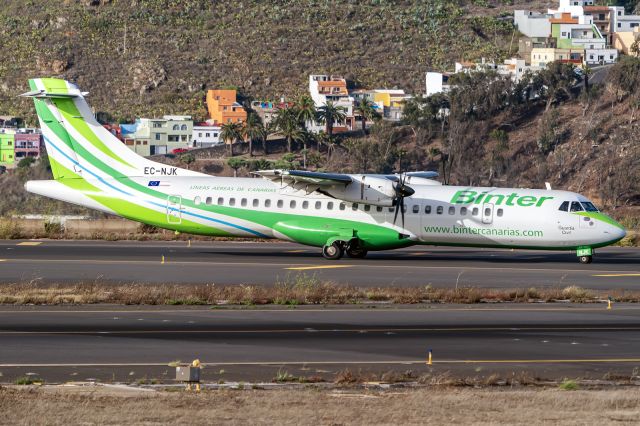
[346,248,368,259]
[322,242,344,260]
[578,255,592,264]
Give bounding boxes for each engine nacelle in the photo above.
[325,175,396,207]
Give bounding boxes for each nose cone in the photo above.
[604,215,626,243]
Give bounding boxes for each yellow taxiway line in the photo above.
[285,265,354,271]
[593,273,640,277]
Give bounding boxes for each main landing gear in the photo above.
[322,240,369,260]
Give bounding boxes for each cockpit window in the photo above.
[570,201,584,212]
[559,201,569,212]
[581,202,599,212]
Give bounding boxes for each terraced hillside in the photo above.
[0,0,558,123]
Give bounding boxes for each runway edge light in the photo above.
[427,349,433,365]
[607,296,612,310]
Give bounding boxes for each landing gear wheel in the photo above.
[579,255,592,264]
[346,248,368,259]
[322,242,344,260]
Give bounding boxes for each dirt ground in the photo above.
[1,385,639,425]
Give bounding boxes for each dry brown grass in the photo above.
[0,278,638,306]
[1,385,639,425]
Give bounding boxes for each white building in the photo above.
[308,75,356,133]
[125,115,193,156]
[192,125,222,148]
[610,6,640,33]
[584,48,618,65]
[425,72,451,97]
[514,10,552,38]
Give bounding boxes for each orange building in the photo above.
[206,89,247,125]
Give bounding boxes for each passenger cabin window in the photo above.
[364,205,371,212]
[315,201,322,209]
[229,198,236,206]
[194,196,201,205]
[570,201,583,212]
[290,200,296,209]
[265,199,271,208]
[206,197,213,205]
[241,198,247,207]
[472,207,479,216]
[339,203,346,210]
[413,205,419,214]
[425,205,431,214]
[376,206,383,212]
[460,207,467,215]
[559,201,569,212]
[277,200,283,208]
[484,207,491,217]
[302,201,309,209]
[497,208,503,217]
[352,203,359,211]
[436,206,443,215]
[448,206,455,215]
[253,199,259,207]
[327,202,334,210]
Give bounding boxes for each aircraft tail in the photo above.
[22,78,203,181]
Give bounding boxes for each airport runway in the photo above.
[0,304,639,383]
[0,240,638,288]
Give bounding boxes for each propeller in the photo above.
[392,156,415,229]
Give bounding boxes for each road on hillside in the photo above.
[0,304,639,383]
[0,240,638,289]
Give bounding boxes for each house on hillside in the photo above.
[613,27,640,56]
[14,128,41,162]
[122,116,193,156]
[206,89,247,125]
[308,75,356,133]
[250,100,294,127]
[192,124,222,148]
[0,131,15,168]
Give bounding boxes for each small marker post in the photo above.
[607,296,612,310]
[188,239,191,248]
[427,349,433,365]
[161,255,165,264]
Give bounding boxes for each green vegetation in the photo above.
[559,379,579,391]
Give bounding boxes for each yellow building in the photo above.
[531,48,584,68]
[613,28,640,56]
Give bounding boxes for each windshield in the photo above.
[581,202,599,212]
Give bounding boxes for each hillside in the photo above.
[0,0,559,123]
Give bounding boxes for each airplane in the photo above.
[22,78,626,264]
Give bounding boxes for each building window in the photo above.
[172,124,179,131]
[181,124,187,131]
[198,133,203,137]
[206,133,210,137]
[155,134,160,140]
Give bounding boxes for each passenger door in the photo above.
[167,195,182,224]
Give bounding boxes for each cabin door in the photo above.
[167,195,182,224]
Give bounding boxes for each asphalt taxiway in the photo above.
[0,304,639,383]
[0,240,638,288]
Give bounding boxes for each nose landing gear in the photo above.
[578,255,592,264]
[577,247,593,264]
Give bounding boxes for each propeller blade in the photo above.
[401,198,406,229]
[393,198,400,224]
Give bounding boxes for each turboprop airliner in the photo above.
[22,78,626,263]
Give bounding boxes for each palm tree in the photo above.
[316,101,347,137]
[243,112,266,157]
[220,122,243,157]
[272,107,304,153]
[296,95,317,131]
[355,98,380,133]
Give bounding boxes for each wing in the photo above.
[253,170,353,187]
